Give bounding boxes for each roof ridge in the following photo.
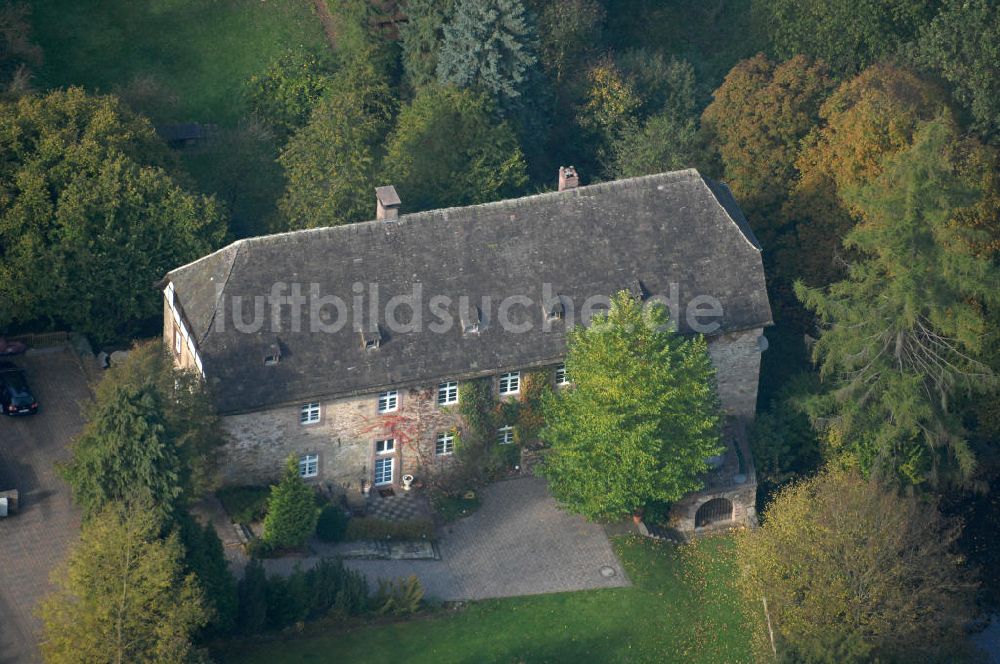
[185,169,706,257]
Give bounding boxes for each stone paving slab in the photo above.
[0,349,88,664]
[363,489,433,522]
[263,477,629,601]
[312,540,438,560]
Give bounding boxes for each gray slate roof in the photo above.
[167,169,772,414]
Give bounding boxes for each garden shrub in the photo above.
[217,486,270,524]
[236,559,269,634]
[344,517,434,541]
[316,505,350,542]
[375,575,424,616]
[235,558,370,634]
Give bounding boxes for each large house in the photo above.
[162,168,772,533]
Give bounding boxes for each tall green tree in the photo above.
[436,0,538,106]
[381,84,527,211]
[778,64,950,285]
[575,59,641,175]
[244,47,337,139]
[277,53,394,229]
[539,292,722,521]
[535,0,605,86]
[912,0,1000,143]
[38,499,208,664]
[755,0,938,76]
[62,382,181,519]
[400,0,456,90]
[701,54,835,239]
[263,456,319,550]
[0,88,226,342]
[62,342,225,518]
[796,120,1000,486]
[608,112,701,179]
[738,468,975,663]
[178,512,238,636]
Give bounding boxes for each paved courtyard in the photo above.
[0,349,88,664]
[265,476,630,600]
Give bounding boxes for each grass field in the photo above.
[215,536,764,664]
[29,0,327,237]
[30,0,327,125]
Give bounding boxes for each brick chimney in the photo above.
[375,185,401,221]
[558,166,579,191]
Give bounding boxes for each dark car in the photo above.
[0,338,27,356]
[0,361,37,416]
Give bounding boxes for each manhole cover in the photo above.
[600,565,617,578]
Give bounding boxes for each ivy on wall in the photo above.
[455,370,554,478]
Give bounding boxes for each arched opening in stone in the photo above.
[695,497,734,528]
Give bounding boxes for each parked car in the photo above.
[0,338,27,356]
[0,361,37,415]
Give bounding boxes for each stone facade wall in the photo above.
[707,327,766,420]
[206,327,766,506]
[220,384,465,504]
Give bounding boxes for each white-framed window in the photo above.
[298,454,319,478]
[375,438,395,454]
[173,326,182,356]
[377,390,398,413]
[499,371,520,395]
[497,425,515,445]
[437,381,458,406]
[555,364,569,386]
[300,402,321,425]
[374,457,394,486]
[436,432,455,456]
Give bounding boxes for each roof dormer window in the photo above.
[544,299,565,322]
[628,278,647,302]
[263,343,281,366]
[461,304,482,336]
[359,327,382,351]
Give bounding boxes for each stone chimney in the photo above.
[375,185,401,221]
[558,166,579,191]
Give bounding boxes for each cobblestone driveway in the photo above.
[0,349,88,664]
[266,477,630,600]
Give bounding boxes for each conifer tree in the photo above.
[436,0,537,105]
[38,500,208,663]
[263,456,319,550]
[796,120,1000,486]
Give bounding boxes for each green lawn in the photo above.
[29,0,326,237]
[30,0,327,125]
[215,536,764,664]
